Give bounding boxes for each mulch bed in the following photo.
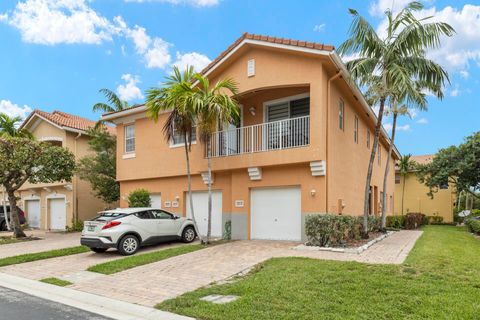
[344,231,384,248]
[0,236,42,245]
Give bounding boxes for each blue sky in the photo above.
[0,0,478,155]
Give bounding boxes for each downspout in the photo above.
[326,70,343,213]
[74,132,82,224]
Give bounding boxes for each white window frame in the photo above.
[124,124,135,154]
[354,115,359,143]
[339,99,345,131]
[263,93,310,122]
[169,122,197,149]
[367,130,370,149]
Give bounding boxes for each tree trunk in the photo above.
[363,97,386,238]
[2,190,11,231]
[206,137,212,244]
[184,135,202,242]
[381,112,397,230]
[7,190,26,238]
[401,173,406,215]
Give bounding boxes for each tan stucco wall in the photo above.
[394,173,454,222]
[114,44,396,225]
[18,116,110,229]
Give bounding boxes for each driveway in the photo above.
[0,230,422,307]
[0,232,81,259]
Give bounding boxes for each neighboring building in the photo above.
[394,154,455,222]
[102,33,400,241]
[17,110,115,230]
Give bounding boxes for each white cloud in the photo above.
[460,70,469,79]
[116,74,144,101]
[383,122,411,135]
[369,0,414,17]
[373,3,480,73]
[0,100,32,119]
[144,38,171,68]
[313,23,326,33]
[172,52,211,72]
[124,0,220,7]
[397,124,411,131]
[417,118,428,124]
[383,122,392,132]
[450,88,459,97]
[3,0,119,45]
[409,109,418,119]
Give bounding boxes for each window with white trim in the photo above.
[172,123,197,146]
[339,99,345,130]
[378,144,381,165]
[367,130,370,149]
[124,124,135,153]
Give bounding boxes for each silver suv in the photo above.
[81,208,196,255]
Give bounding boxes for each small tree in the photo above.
[0,137,76,238]
[127,189,151,207]
[417,132,480,200]
[398,154,415,215]
[77,127,119,207]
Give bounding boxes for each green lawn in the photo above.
[0,246,89,267]
[40,277,73,287]
[88,244,205,275]
[158,226,480,319]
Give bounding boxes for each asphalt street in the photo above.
[0,286,112,320]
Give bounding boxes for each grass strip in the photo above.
[88,244,204,275]
[0,246,89,267]
[40,277,73,287]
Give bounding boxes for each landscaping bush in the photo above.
[127,189,151,208]
[305,214,380,247]
[425,216,444,225]
[386,215,405,229]
[405,212,426,229]
[466,219,480,235]
[472,209,480,217]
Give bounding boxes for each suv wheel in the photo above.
[118,235,140,256]
[90,248,108,253]
[182,226,196,243]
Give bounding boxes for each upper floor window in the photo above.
[367,130,370,149]
[395,174,401,184]
[125,124,135,153]
[339,100,345,130]
[378,144,381,165]
[172,123,197,146]
[354,116,359,143]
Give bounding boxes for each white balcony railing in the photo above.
[207,116,310,158]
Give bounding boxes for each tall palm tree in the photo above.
[93,89,130,128]
[192,74,240,244]
[0,113,33,139]
[145,66,202,241]
[338,1,454,236]
[398,154,414,215]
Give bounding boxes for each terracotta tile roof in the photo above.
[411,154,435,165]
[25,109,115,135]
[200,32,335,76]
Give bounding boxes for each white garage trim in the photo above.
[149,194,162,209]
[186,191,223,238]
[250,186,302,241]
[46,194,67,231]
[24,197,41,229]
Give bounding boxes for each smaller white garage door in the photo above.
[25,200,41,229]
[49,198,66,231]
[251,187,301,241]
[150,194,162,209]
[186,191,222,238]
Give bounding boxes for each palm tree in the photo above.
[0,113,33,138]
[145,66,202,241]
[192,74,240,244]
[338,1,454,236]
[398,154,415,215]
[93,89,130,128]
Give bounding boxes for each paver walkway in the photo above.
[0,232,81,259]
[0,230,422,307]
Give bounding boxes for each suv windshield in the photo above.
[94,212,127,222]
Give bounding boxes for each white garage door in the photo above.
[25,200,41,229]
[186,191,222,238]
[49,198,66,231]
[150,194,162,209]
[251,187,301,241]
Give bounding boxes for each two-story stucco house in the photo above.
[102,33,400,241]
[17,110,115,230]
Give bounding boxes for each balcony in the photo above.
[207,116,310,158]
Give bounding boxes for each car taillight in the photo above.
[102,221,121,230]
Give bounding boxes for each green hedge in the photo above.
[305,214,380,247]
[127,189,151,207]
[466,219,480,235]
[386,215,405,229]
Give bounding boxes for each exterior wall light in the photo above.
[249,106,256,116]
[310,189,316,196]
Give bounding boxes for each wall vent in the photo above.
[247,167,262,180]
[310,161,326,176]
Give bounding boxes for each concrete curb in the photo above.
[0,272,194,320]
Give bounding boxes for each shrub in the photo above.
[472,209,480,217]
[305,214,380,247]
[405,212,426,229]
[127,189,151,208]
[386,215,405,229]
[66,220,83,232]
[466,219,480,235]
[425,216,444,225]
